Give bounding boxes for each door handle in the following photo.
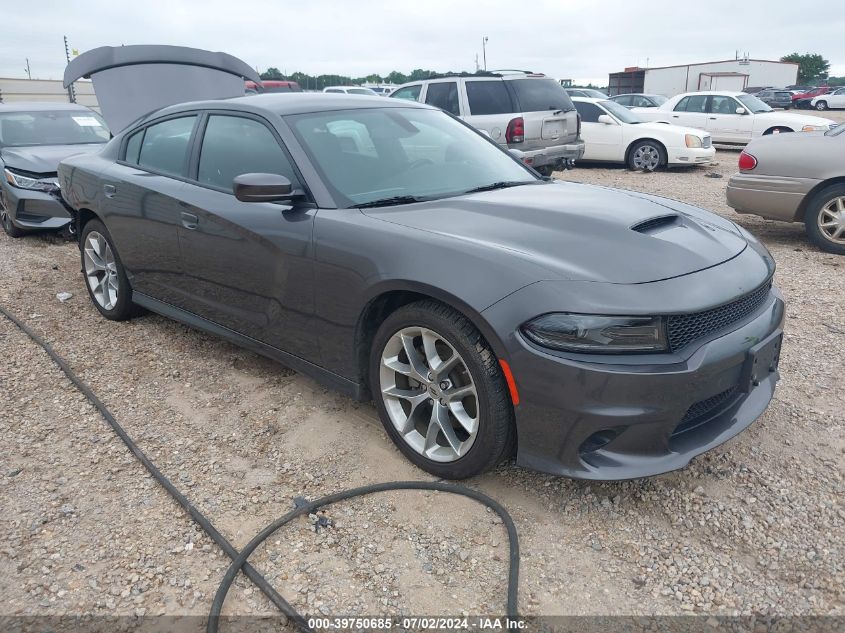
[709,117,717,120]
[180,211,199,230]
[103,184,117,198]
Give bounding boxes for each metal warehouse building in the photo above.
[608,59,799,97]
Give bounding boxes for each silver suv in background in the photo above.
[391,71,584,175]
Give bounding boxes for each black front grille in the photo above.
[672,386,738,437]
[667,281,772,352]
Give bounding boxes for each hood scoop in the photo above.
[631,214,680,233]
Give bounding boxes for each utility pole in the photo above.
[475,53,479,72]
[64,35,76,103]
[482,36,488,71]
[25,58,31,79]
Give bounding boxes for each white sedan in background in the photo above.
[811,87,845,110]
[633,91,835,145]
[572,97,715,170]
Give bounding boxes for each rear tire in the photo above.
[804,184,845,255]
[79,219,137,320]
[815,100,828,111]
[534,165,555,177]
[369,300,515,479]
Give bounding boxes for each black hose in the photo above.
[1,304,520,632]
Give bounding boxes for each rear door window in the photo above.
[391,85,422,101]
[509,79,574,113]
[466,81,514,115]
[424,82,460,115]
[197,115,298,192]
[137,116,197,177]
[675,95,708,112]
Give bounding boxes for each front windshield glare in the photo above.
[289,107,537,206]
[599,100,642,124]
[736,94,773,113]
[0,110,109,147]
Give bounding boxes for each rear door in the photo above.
[506,77,577,150]
[101,114,198,305]
[707,95,753,143]
[669,95,709,130]
[175,112,317,358]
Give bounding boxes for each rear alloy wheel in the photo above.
[80,219,137,320]
[0,200,25,238]
[805,184,845,255]
[815,100,828,111]
[370,301,514,479]
[627,140,664,171]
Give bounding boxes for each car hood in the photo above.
[636,121,710,138]
[363,182,747,284]
[1,143,104,174]
[753,111,834,127]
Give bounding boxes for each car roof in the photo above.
[611,93,662,97]
[0,101,96,113]
[675,91,745,97]
[141,92,431,121]
[570,97,607,103]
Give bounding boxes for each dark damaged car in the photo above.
[1,102,109,237]
[57,47,784,480]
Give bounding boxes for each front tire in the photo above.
[815,100,828,111]
[627,140,665,171]
[369,301,515,479]
[805,184,845,255]
[79,219,137,320]
[1,203,26,238]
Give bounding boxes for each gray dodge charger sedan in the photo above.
[59,93,784,480]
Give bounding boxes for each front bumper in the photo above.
[726,172,817,222]
[482,248,783,480]
[666,146,716,166]
[0,181,71,231]
[517,139,586,168]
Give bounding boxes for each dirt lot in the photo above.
[1,111,843,628]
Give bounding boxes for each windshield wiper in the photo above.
[356,195,428,209]
[462,180,536,195]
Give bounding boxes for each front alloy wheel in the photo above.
[1,199,25,238]
[370,301,515,479]
[628,141,664,171]
[84,231,119,310]
[379,326,479,462]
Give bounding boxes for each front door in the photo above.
[175,113,317,359]
[707,95,754,143]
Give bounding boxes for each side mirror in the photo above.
[233,173,295,203]
[735,107,747,115]
[597,114,615,125]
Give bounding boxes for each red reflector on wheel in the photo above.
[498,359,520,406]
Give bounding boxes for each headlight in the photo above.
[684,134,703,148]
[3,168,59,191]
[801,124,827,132]
[521,314,668,353]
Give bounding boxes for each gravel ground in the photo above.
[1,110,843,629]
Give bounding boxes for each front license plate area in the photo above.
[740,330,782,392]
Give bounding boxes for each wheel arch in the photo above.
[795,176,845,222]
[625,137,667,166]
[354,281,509,394]
[74,208,100,244]
[762,126,794,135]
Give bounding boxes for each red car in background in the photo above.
[244,80,302,94]
[792,86,831,109]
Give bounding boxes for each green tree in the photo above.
[260,67,284,80]
[780,53,830,84]
[386,70,408,85]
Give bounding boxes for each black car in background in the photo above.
[754,89,793,109]
[1,102,109,237]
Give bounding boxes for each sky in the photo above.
[1,0,843,85]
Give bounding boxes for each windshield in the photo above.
[288,107,537,206]
[510,78,575,112]
[736,94,773,113]
[599,100,642,124]
[0,109,109,148]
[650,95,668,105]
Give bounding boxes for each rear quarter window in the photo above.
[466,81,515,115]
[509,79,574,113]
